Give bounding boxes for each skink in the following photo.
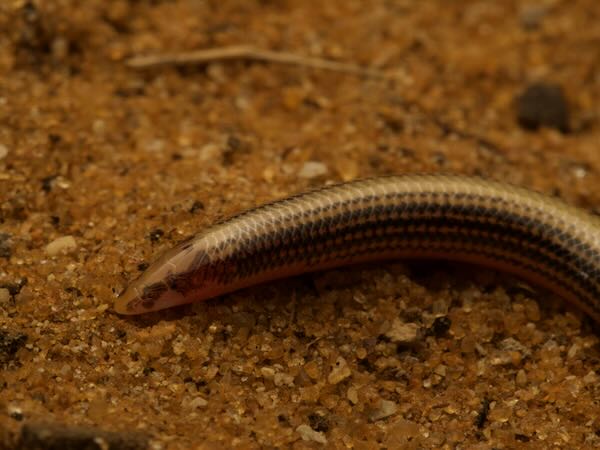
[115,174,600,323]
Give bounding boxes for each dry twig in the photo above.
[127,45,502,151]
[126,45,386,78]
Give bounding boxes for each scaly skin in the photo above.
[115,174,600,323]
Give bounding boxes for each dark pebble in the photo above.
[17,422,149,450]
[0,233,11,258]
[222,134,249,165]
[515,83,569,132]
[147,229,164,243]
[515,433,531,442]
[10,408,24,421]
[308,413,329,433]
[41,175,58,193]
[0,331,28,364]
[0,278,28,297]
[189,200,205,214]
[474,398,491,429]
[64,286,83,297]
[428,316,452,337]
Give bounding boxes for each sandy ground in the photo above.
[1,1,599,449]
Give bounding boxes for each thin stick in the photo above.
[126,45,386,78]
[127,45,502,150]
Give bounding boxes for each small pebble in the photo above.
[189,200,205,214]
[347,386,358,404]
[14,286,34,307]
[489,337,530,366]
[260,367,275,379]
[273,372,295,387]
[385,319,420,344]
[0,232,10,258]
[92,119,106,136]
[296,424,327,444]
[499,337,530,357]
[45,236,77,256]
[308,413,329,432]
[519,4,548,30]
[515,83,569,132]
[0,288,10,304]
[298,161,328,179]
[369,399,398,421]
[147,229,164,243]
[8,405,23,421]
[567,343,580,359]
[187,397,208,409]
[583,371,598,385]
[429,316,451,337]
[18,422,149,450]
[0,144,8,160]
[2,279,26,297]
[0,331,28,362]
[198,143,222,162]
[51,37,69,60]
[516,369,528,387]
[145,139,165,153]
[434,364,447,377]
[328,356,351,384]
[334,158,359,181]
[303,360,321,380]
[387,418,420,440]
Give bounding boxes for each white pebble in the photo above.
[328,356,351,384]
[298,161,328,179]
[385,319,420,344]
[583,371,598,385]
[187,397,208,409]
[369,399,398,421]
[45,236,77,256]
[273,372,294,387]
[260,366,275,379]
[296,424,327,444]
[347,386,359,404]
[198,143,222,162]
